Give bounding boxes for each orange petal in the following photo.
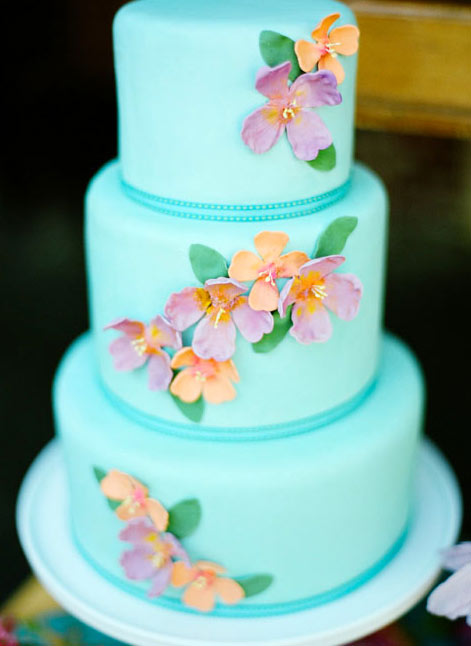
[171,347,197,369]
[248,277,279,312]
[277,251,310,278]
[170,370,203,403]
[217,359,240,383]
[183,583,216,613]
[312,12,340,40]
[196,561,226,575]
[228,250,262,281]
[146,498,169,532]
[214,578,245,605]
[100,470,148,500]
[319,54,345,84]
[329,25,360,56]
[294,39,322,73]
[254,231,289,263]
[203,376,237,405]
[115,501,147,522]
[171,561,195,587]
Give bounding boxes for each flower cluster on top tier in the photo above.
[242,12,359,170]
[105,218,362,420]
[94,467,273,613]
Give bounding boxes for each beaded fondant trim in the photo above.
[121,177,351,222]
[101,377,376,443]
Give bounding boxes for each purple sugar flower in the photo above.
[165,277,273,361]
[120,519,189,598]
[427,543,471,626]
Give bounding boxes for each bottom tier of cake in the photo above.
[54,332,424,617]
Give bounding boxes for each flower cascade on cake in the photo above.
[241,12,359,171]
[104,217,362,421]
[93,467,273,612]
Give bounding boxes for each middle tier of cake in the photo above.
[86,160,387,431]
[54,332,423,616]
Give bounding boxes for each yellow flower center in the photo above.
[131,336,148,357]
[281,100,299,122]
[291,271,328,303]
[144,532,172,569]
[258,262,278,287]
[193,569,216,589]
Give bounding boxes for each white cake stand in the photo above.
[17,439,461,646]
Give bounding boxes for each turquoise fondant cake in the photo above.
[53,0,424,617]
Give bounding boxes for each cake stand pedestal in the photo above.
[17,439,461,646]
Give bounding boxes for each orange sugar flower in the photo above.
[100,470,169,532]
[170,347,239,405]
[294,13,360,84]
[228,231,309,312]
[172,560,245,613]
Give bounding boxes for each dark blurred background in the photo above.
[1,0,470,604]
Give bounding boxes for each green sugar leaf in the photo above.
[167,498,202,539]
[306,144,336,171]
[171,393,205,423]
[235,574,274,598]
[315,216,358,258]
[107,499,121,511]
[93,466,106,483]
[252,307,292,353]
[189,244,228,284]
[259,31,302,81]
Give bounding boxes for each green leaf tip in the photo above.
[236,574,274,598]
[171,393,205,423]
[167,498,202,539]
[259,30,302,81]
[306,144,336,171]
[189,244,228,284]
[315,216,358,258]
[252,307,292,353]
[93,466,106,483]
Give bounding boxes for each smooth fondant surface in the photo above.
[86,161,387,428]
[114,0,357,203]
[54,332,423,613]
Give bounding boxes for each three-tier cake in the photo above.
[53,0,424,617]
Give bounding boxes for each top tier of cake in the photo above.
[114,0,358,206]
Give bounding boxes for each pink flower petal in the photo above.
[104,318,145,338]
[299,256,346,278]
[108,336,148,371]
[162,532,190,565]
[441,543,471,572]
[204,277,247,301]
[278,278,297,318]
[121,545,156,580]
[286,109,333,161]
[255,61,291,99]
[241,106,285,155]
[148,563,173,598]
[147,315,182,350]
[147,352,173,391]
[289,70,341,108]
[164,287,207,331]
[427,564,471,621]
[324,273,363,321]
[232,297,274,342]
[192,316,237,362]
[119,519,154,545]
[290,300,332,344]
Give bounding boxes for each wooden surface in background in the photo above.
[350,0,471,137]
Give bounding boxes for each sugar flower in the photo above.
[170,347,239,404]
[278,255,362,344]
[120,519,189,598]
[295,12,360,84]
[241,61,341,161]
[165,277,273,362]
[172,560,244,613]
[427,543,471,626]
[0,618,18,646]
[100,469,169,532]
[229,231,309,311]
[104,316,181,391]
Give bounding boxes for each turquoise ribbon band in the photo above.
[100,377,376,443]
[121,177,351,222]
[72,521,408,619]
